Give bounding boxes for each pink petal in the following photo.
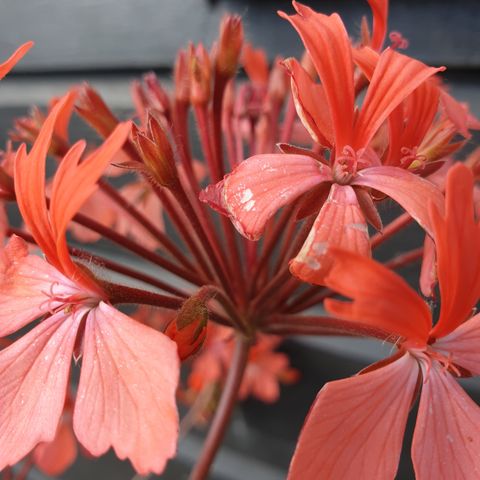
[0,309,83,469]
[352,166,444,238]
[433,312,480,376]
[290,184,370,284]
[412,361,480,479]
[73,302,179,475]
[0,235,81,336]
[288,353,419,479]
[223,154,332,240]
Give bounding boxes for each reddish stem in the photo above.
[189,334,251,480]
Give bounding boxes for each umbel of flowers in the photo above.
[0,0,479,479]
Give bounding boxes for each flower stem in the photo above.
[189,334,251,480]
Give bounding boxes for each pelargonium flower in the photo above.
[288,163,480,479]
[202,2,446,284]
[0,93,179,474]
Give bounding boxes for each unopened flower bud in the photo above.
[76,83,120,138]
[216,15,244,79]
[143,72,171,118]
[165,296,208,360]
[189,44,211,105]
[174,50,190,104]
[132,113,178,187]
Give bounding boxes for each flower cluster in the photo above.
[0,1,479,479]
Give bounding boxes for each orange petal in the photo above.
[324,248,431,344]
[288,353,418,479]
[429,163,480,339]
[0,42,34,80]
[367,0,389,50]
[0,309,82,469]
[412,361,480,479]
[353,48,444,149]
[280,5,355,151]
[290,184,370,284]
[223,154,332,240]
[73,303,179,475]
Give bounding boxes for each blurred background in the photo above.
[1,1,479,479]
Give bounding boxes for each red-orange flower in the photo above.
[288,163,480,479]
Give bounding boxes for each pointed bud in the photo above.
[143,72,171,118]
[132,113,178,187]
[189,43,211,105]
[166,296,208,360]
[215,15,244,78]
[76,83,120,138]
[174,50,191,104]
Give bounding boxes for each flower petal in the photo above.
[0,235,81,336]
[433,312,480,376]
[279,5,355,151]
[282,57,333,147]
[352,165,444,238]
[14,93,75,266]
[289,184,370,284]
[412,361,480,479]
[0,42,34,79]
[367,0,388,50]
[288,353,419,480]
[73,302,179,475]
[429,163,480,339]
[0,309,82,469]
[324,248,431,344]
[223,154,332,240]
[353,48,444,150]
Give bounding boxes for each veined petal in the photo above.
[412,361,480,479]
[430,163,480,339]
[324,248,431,344]
[73,302,179,475]
[433,312,480,376]
[0,309,83,470]
[288,353,419,480]
[14,93,76,267]
[290,184,370,284]
[0,235,81,336]
[0,42,34,79]
[353,48,444,150]
[280,5,355,151]
[283,57,333,147]
[223,154,332,240]
[352,166,444,238]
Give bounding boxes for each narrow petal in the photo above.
[433,312,480,376]
[288,353,419,480]
[0,42,34,79]
[367,0,388,50]
[73,302,179,475]
[14,93,75,266]
[412,361,480,479]
[280,5,355,150]
[419,234,437,297]
[223,154,332,240]
[0,235,81,336]
[0,309,82,469]
[353,48,444,149]
[352,166,444,238]
[283,57,333,147]
[324,248,431,344]
[430,163,480,338]
[50,122,131,288]
[289,184,370,284]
